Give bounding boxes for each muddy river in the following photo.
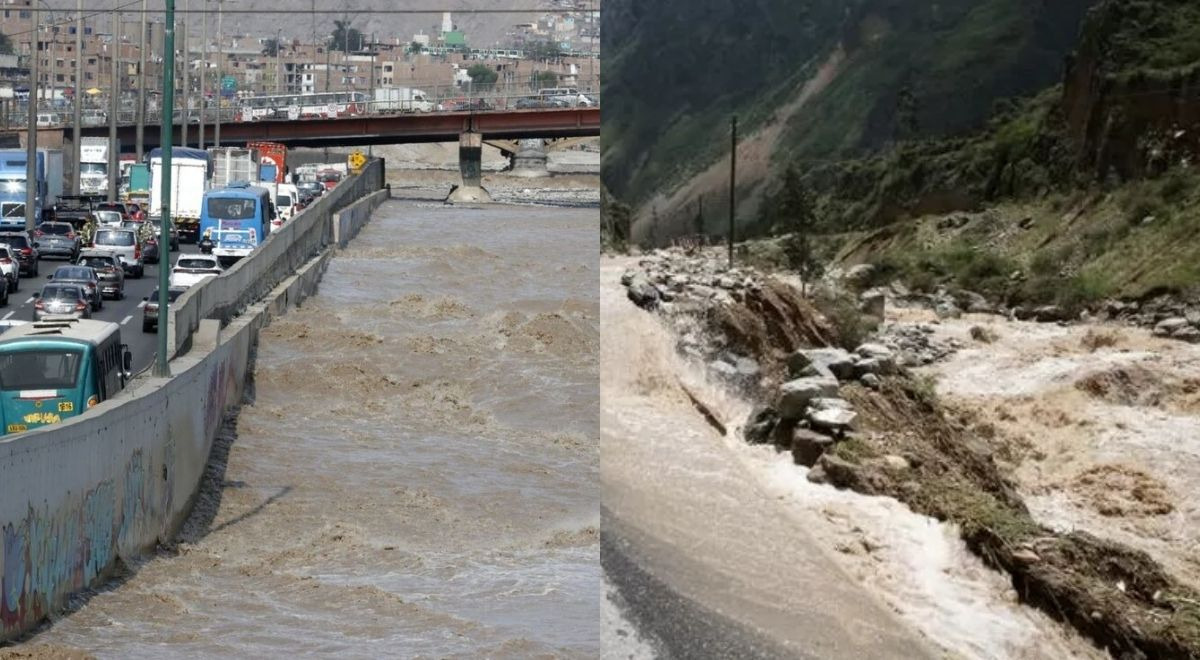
[21,200,599,657]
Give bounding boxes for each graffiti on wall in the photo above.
[0,450,158,637]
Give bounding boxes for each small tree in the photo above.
[778,166,823,296]
[533,70,558,88]
[0,32,11,56]
[329,20,365,53]
[467,64,498,86]
[261,38,280,57]
[408,41,424,55]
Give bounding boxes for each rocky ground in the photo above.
[617,246,1200,659]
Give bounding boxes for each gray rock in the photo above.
[881,454,910,471]
[844,263,876,287]
[1154,317,1190,336]
[1033,305,1070,322]
[710,360,738,378]
[744,406,779,445]
[860,373,882,389]
[1019,216,1035,230]
[934,301,962,319]
[620,270,636,286]
[1171,326,1200,343]
[788,348,856,380]
[792,428,836,467]
[734,357,761,377]
[808,397,851,412]
[809,407,858,433]
[855,343,894,360]
[859,292,886,319]
[853,356,895,377]
[956,290,993,314]
[626,274,660,309]
[778,376,840,419]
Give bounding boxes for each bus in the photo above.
[0,318,132,435]
[198,182,274,264]
[238,91,369,121]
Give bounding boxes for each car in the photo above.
[450,99,494,112]
[76,249,125,300]
[94,210,124,227]
[0,231,39,277]
[91,228,144,278]
[32,283,91,320]
[0,244,19,293]
[170,254,223,288]
[296,181,323,197]
[95,202,131,220]
[141,286,188,332]
[47,265,102,311]
[514,97,552,109]
[32,221,81,261]
[146,216,180,251]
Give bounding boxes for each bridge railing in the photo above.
[167,158,385,355]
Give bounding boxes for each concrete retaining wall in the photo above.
[0,165,384,641]
[332,189,390,248]
[169,159,385,355]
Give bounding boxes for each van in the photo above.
[36,113,60,128]
[92,228,144,278]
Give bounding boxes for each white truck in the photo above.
[79,137,112,197]
[371,87,434,113]
[208,147,259,188]
[149,147,210,242]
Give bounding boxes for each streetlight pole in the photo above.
[25,4,39,233]
[180,0,188,147]
[275,28,281,94]
[155,0,176,379]
[108,4,118,203]
[71,0,82,195]
[135,0,146,160]
[213,0,222,148]
[197,0,205,150]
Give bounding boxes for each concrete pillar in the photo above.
[446,131,491,203]
[510,138,549,178]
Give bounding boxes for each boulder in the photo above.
[844,264,876,288]
[733,357,761,377]
[809,407,858,434]
[1171,326,1200,343]
[788,348,856,380]
[743,406,779,445]
[860,373,881,389]
[1154,317,1190,337]
[855,343,894,360]
[934,301,962,319]
[956,290,993,314]
[859,291,886,319]
[791,428,836,467]
[778,376,840,419]
[1032,305,1070,322]
[626,274,660,309]
[710,360,738,378]
[1018,216,1035,230]
[620,269,636,286]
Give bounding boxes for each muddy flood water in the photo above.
[22,200,599,657]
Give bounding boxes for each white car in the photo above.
[0,244,20,292]
[170,254,223,288]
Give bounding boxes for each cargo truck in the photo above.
[79,137,114,197]
[371,86,434,113]
[0,148,63,228]
[247,141,287,184]
[149,147,211,242]
[208,147,260,188]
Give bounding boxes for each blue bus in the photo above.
[0,319,131,435]
[198,182,274,264]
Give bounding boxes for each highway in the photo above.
[4,243,200,374]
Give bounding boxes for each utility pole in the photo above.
[135,0,147,159]
[275,28,282,93]
[71,0,82,195]
[213,0,222,148]
[25,4,38,233]
[156,0,176,378]
[728,115,737,269]
[367,33,374,157]
[197,0,206,150]
[180,0,188,147]
[108,4,118,203]
[46,23,54,114]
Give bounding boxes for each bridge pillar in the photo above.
[510,138,549,178]
[446,131,492,203]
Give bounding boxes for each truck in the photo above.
[117,153,137,196]
[371,86,434,113]
[79,137,114,197]
[0,148,63,228]
[248,141,287,184]
[208,147,259,188]
[149,147,211,242]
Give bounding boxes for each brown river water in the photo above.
[19,199,599,658]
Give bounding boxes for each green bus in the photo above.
[0,319,132,435]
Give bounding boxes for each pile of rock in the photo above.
[746,344,898,467]
[873,323,964,366]
[621,249,766,313]
[1093,296,1200,343]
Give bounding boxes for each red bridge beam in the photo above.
[80,107,600,150]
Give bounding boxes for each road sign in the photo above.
[347,151,366,174]
[221,75,237,97]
